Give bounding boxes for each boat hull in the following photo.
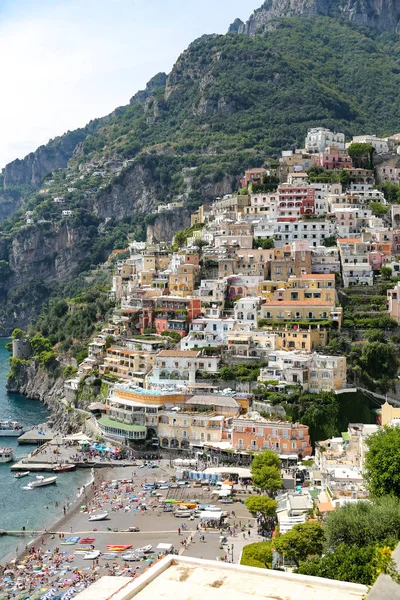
[0,430,24,437]
[28,476,57,488]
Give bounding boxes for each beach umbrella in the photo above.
[61,588,75,600]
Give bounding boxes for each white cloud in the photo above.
[0,0,257,167]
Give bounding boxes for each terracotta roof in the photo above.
[317,502,335,513]
[158,350,200,357]
[337,238,362,243]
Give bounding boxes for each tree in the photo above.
[323,236,337,247]
[364,427,400,498]
[11,328,27,340]
[0,260,10,279]
[253,237,274,250]
[274,521,324,565]
[251,449,281,471]
[245,496,278,518]
[380,266,392,279]
[358,342,398,381]
[347,143,374,169]
[251,465,282,495]
[370,202,388,218]
[324,495,400,549]
[297,543,377,585]
[30,333,53,355]
[241,541,273,569]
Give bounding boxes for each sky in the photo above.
[0,0,258,168]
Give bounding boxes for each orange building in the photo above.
[232,418,312,458]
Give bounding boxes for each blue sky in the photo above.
[0,0,258,167]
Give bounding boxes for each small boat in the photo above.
[0,447,14,463]
[15,471,30,479]
[121,552,142,561]
[106,544,132,552]
[83,550,100,560]
[26,475,57,489]
[135,544,152,554]
[53,464,76,473]
[88,511,109,522]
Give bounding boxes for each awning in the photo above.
[199,511,223,520]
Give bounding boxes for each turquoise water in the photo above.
[0,339,91,561]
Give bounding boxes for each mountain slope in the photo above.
[1,5,400,332]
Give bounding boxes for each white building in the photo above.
[234,297,260,329]
[180,317,236,350]
[311,246,340,274]
[337,238,374,287]
[305,127,345,153]
[149,350,220,386]
[274,221,335,248]
[350,135,389,155]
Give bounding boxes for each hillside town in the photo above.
[28,127,399,500]
[8,126,400,599]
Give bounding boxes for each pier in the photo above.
[17,423,54,445]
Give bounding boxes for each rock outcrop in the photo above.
[146,208,192,244]
[237,0,400,35]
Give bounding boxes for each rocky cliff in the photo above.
[237,0,400,35]
[6,361,77,433]
[146,208,192,244]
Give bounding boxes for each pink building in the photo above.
[318,146,353,170]
[388,282,400,322]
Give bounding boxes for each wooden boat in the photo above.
[53,464,76,473]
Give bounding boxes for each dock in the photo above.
[17,423,54,445]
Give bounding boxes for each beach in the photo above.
[0,460,260,599]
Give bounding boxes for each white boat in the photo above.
[121,552,143,561]
[26,475,57,488]
[15,471,30,479]
[83,550,100,560]
[88,511,109,522]
[0,447,14,463]
[135,544,152,554]
[0,420,24,437]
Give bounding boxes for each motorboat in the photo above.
[0,447,14,463]
[53,464,76,473]
[15,471,30,479]
[0,420,25,437]
[135,544,152,554]
[26,475,57,488]
[121,552,143,561]
[88,511,109,522]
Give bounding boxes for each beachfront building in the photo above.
[158,410,230,450]
[232,417,312,457]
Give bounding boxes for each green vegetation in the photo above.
[347,142,374,169]
[245,496,278,518]
[250,450,282,496]
[364,426,400,498]
[171,223,204,251]
[297,497,400,585]
[253,237,274,249]
[274,521,325,566]
[241,541,273,569]
[370,201,388,217]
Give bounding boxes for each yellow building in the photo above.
[100,347,157,385]
[381,401,400,426]
[168,264,197,297]
[259,299,342,328]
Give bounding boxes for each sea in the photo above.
[0,339,91,562]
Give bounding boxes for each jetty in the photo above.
[18,423,54,445]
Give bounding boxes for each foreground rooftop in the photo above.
[74,556,368,600]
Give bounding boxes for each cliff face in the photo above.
[7,361,82,434]
[8,222,88,287]
[146,209,192,244]
[92,163,159,220]
[237,0,400,35]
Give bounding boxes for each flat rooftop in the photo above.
[74,557,368,600]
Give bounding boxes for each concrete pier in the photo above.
[17,423,54,445]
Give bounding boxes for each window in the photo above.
[323,372,330,378]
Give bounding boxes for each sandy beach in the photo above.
[0,460,260,599]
